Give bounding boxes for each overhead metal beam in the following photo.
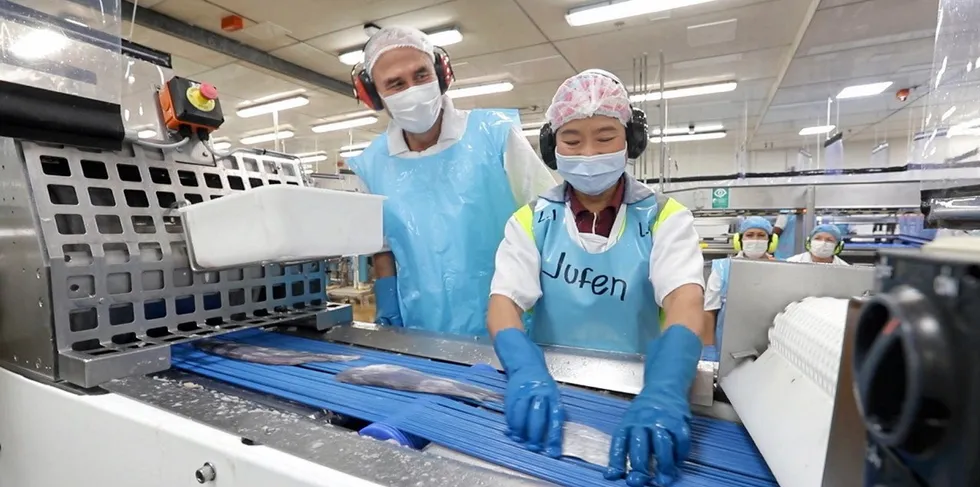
[120,1,354,98]
[747,0,822,146]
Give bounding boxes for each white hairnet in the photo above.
[364,26,435,76]
[545,69,632,129]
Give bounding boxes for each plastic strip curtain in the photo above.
[172,330,776,487]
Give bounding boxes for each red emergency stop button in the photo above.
[199,83,218,100]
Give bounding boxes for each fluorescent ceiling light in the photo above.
[650,123,724,136]
[297,152,329,163]
[567,0,717,27]
[11,29,68,60]
[650,131,727,143]
[311,116,378,133]
[630,81,736,102]
[212,141,232,151]
[799,125,836,136]
[447,81,514,99]
[836,81,893,99]
[339,27,463,66]
[240,130,295,145]
[947,118,980,137]
[339,150,364,158]
[137,130,157,139]
[341,141,371,151]
[522,128,540,137]
[236,95,310,118]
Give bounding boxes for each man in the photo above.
[701,216,777,361]
[347,26,555,335]
[486,70,705,487]
[787,224,849,265]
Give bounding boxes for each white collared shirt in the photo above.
[490,198,705,311]
[354,96,555,206]
[786,252,850,265]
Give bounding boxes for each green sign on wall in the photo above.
[711,187,730,209]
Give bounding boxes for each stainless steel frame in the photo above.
[717,259,876,380]
[0,137,354,387]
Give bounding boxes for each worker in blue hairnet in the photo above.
[701,216,777,361]
[346,26,555,335]
[486,70,706,487]
[788,224,850,265]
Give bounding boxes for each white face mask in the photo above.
[741,240,769,259]
[810,240,837,259]
[382,81,443,134]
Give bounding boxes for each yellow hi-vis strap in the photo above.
[513,196,689,328]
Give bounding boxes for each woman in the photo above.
[787,224,849,265]
[486,70,706,487]
[701,216,777,361]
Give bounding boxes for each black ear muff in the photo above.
[626,106,649,159]
[539,123,557,170]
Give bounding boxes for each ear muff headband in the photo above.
[733,233,778,255]
[538,78,649,170]
[805,237,844,256]
[351,46,455,111]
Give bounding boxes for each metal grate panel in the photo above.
[20,141,346,386]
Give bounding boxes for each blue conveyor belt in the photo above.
[172,329,776,487]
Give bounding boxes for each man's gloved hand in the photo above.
[493,328,566,457]
[373,276,403,326]
[606,325,702,487]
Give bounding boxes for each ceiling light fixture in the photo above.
[339,27,464,66]
[311,116,379,133]
[11,29,69,60]
[447,81,514,99]
[630,81,737,102]
[566,0,717,27]
[341,142,372,151]
[798,125,836,136]
[297,152,329,163]
[522,128,540,137]
[240,130,295,145]
[339,149,364,158]
[836,81,893,99]
[650,131,727,143]
[137,130,158,139]
[212,141,232,151]
[650,123,725,136]
[236,95,310,118]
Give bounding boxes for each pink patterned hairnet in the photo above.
[364,26,435,76]
[545,69,632,129]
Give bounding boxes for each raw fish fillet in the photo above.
[335,364,502,403]
[562,421,611,466]
[194,340,360,366]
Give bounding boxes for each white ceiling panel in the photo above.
[798,0,938,56]
[151,0,295,51]
[202,0,446,41]
[782,38,935,88]
[551,0,806,74]
[127,24,235,67]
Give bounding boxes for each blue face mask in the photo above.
[556,149,627,196]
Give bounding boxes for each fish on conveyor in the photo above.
[194,340,360,366]
[335,364,502,403]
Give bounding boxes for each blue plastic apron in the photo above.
[702,257,731,362]
[774,215,796,260]
[529,198,662,354]
[347,110,519,337]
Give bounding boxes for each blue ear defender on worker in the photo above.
[732,232,779,255]
[536,74,649,170]
[804,236,845,255]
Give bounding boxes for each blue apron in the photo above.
[774,215,796,260]
[701,257,731,362]
[529,197,661,354]
[347,110,519,336]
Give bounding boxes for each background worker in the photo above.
[486,70,705,487]
[346,26,555,335]
[701,216,778,361]
[787,224,850,265]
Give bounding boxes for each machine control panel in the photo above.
[158,76,225,134]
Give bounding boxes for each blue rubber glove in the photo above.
[493,328,566,457]
[373,276,403,327]
[606,325,702,487]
